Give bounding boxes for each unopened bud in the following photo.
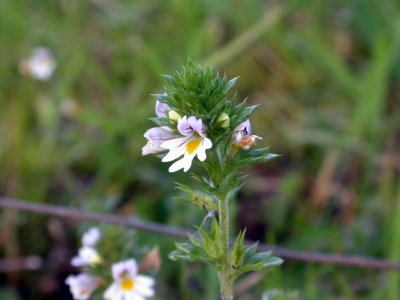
[168,110,182,121]
[217,113,230,128]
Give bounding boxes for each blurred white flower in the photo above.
[19,47,56,81]
[104,259,155,300]
[71,247,102,267]
[65,273,99,300]
[81,227,101,247]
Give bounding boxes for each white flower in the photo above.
[71,247,102,267]
[104,259,155,300]
[160,116,212,172]
[19,47,56,81]
[142,126,180,156]
[65,273,99,300]
[82,227,101,247]
[232,120,262,150]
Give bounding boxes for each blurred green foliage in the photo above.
[1,0,400,299]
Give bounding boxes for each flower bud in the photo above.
[216,113,230,128]
[168,110,182,121]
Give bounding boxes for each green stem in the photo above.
[218,193,233,300]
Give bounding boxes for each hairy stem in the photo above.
[218,193,232,300]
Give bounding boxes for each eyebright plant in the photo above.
[66,226,159,300]
[143,59,283,300]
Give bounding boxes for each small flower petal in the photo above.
[112,259,138,281]
[168,157,187,173]
[155,100,170,118]
[82,227,100,247]
[135,275,156,287]
[71,247,101,267]
[142,141,167,155]
[232,120,251,143]
[161,136,191,162]
[231,120,262,150]
[65,273,99,300]
[104,282,121,300]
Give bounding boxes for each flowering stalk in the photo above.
[143,59,283,299]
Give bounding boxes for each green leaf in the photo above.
[209,216,219,241]
[225,76,240,93]
[162,75,174,85]
[148,117,175,127]
[174,183,219,211]
[196,226,220,258]
[238,250,283,276]
[168,250,191,261]
[233,148,280,167]
[243,242,259,257]
[230,229,246,270]
[188,234,204,248]
[175,242,194,254]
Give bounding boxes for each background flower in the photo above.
[104,259,155,300]
[65,273,99,300]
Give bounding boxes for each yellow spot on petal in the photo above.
[120,279,134,291]
[186,139,201,155]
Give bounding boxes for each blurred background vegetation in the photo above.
[1,0,400,299]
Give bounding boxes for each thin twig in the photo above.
[0,256,42,273]
[0,198,399,271]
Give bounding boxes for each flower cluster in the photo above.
[66,227,157,300]
[143,101,261,172]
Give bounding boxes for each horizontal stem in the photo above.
[0,197,399,271]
